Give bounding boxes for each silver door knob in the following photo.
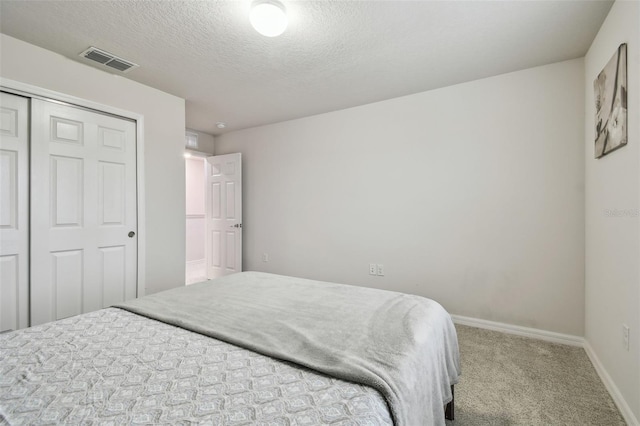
[128,231,136,238]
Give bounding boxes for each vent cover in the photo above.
[79,47,138,73]
[185,132,199,149]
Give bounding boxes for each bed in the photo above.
[0,271,460,425]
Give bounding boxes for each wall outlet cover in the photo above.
[622,324,630,351]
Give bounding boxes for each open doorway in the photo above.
[185,155,207,284]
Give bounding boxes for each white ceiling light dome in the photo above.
[250,0,288,37]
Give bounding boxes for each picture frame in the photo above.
[594,43,628,159]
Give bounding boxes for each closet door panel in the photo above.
[0,92,29,331]
[0,150,18,230]
[51,249,84,320]
[100,245,126,307]
[0,255,19,330]
[50,155,84,227]
[30,99,137,326]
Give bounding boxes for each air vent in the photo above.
[185,131,199,149]
[85,49,111,64]
[79,47,138,73]
[105,58,136,72]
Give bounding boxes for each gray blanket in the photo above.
[0,308,393,425]
[115,271,460,425]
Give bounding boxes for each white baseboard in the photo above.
[452,314,639,425]
[583,342,639,426]
[451,314,584,347]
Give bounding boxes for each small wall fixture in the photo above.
[250,0,288,37]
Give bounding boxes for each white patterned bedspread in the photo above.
[0,308,392,425]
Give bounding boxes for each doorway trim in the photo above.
[1,77,147,298]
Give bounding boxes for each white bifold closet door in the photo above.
[0,92,30,331]
[30,99,138,326]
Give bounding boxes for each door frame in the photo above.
[0,77,146,298]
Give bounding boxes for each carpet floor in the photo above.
[446,324,626,425]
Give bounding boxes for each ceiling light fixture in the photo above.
[216,122,227,129]
[250,0,288,37]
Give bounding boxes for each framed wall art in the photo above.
[594,43,627,159]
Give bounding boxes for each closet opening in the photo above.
[185,153,207,284]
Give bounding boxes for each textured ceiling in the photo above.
[0,0,613,135]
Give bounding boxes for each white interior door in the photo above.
[0,92,29,331]
[30,99,137,326]
[205,153,242,279]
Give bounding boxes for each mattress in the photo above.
[0,307,393,425]
[1,271,460,425]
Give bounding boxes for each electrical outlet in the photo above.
[262,253,269,262]
[622,324,630,351]
[377,264,384,276]
[369,263,377,275]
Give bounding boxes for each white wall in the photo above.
[0,34,187,295]
[216,58,586,336]
[584,1,639,422]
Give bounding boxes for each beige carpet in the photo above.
[446,325,626,425]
